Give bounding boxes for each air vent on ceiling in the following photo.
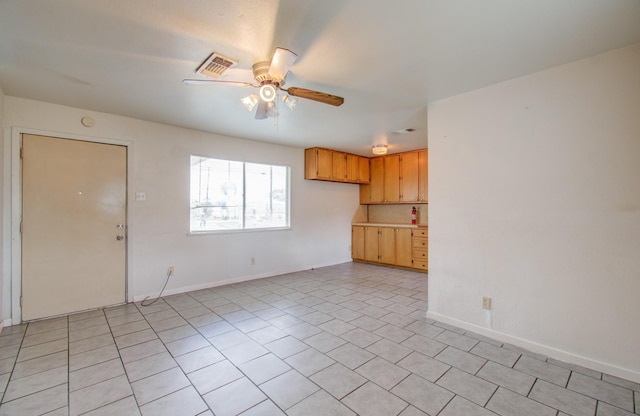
[195,52,238,78]
[391,128,416,135]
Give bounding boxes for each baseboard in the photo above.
[133,260,351,303]
[426,311,640,384]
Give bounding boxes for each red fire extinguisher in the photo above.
[411,206,417,224]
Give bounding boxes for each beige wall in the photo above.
[428,43,640,382]
[0,97,360,325]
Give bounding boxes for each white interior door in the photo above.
[21,134,127,321]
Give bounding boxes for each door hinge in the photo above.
[20,146,24,159]
[20,221,23,233]
[20,296,23,307]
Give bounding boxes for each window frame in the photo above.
[189,154,291,235]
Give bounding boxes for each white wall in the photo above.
[0,84,5,328]
[0,97,359,324]
[428,43,640,382]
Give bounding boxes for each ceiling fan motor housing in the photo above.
[253,61,284,86]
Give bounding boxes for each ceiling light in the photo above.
[241,94,259,111]
[372,144,388,155]
[259,84,277,102]
[282,94,298,111]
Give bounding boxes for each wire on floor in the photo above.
[141,268,173,307]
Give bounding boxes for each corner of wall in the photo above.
[0,85,5,326]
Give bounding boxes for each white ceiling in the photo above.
[1,0,640,156]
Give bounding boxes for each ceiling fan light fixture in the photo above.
[372,144,388,155]
[282,94,298,111]
[241,94,259,111]
[259,83,277,102]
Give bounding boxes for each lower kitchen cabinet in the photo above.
[411,227,428,270]
[352,225,425,271]
[396,228,413,268]
[351,226,365,261]
[364,226,379,262]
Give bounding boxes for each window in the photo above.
[190,155,290,232]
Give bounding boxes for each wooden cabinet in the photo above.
[383,155,401,203]
[305,148,331,180]
[364,226,379,262]
[401,152,420,202]
[418,149,427,202]
[379,227,396,264]
[305,147,369,184]
[358,156,370,183]
[368,157,385,203]
[359,149,427,204]
[351,226,365,261]
[412,227,428,270]
[352,225,423,271]
[346,154,358,182]
[360,157,384,203]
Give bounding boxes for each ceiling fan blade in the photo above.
[268,48,298,82]
[182,79,256,87]
[255,100,268,119]
[285,87,344,106]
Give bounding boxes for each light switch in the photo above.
[135,192,146,201]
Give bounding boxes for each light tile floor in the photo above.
[0,262,638,415]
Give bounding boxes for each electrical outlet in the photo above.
[168,266,174,276]
[482,296,492,310]
[250,257,255,266]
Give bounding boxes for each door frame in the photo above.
[9,127,134,324]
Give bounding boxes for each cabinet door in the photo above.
[358,156,370,183]
[316,148,333,179]
[369,157,385,203]
[384,155,400,202]
[352,226,365,260]
[364,227,379,262]
[359,183,371,204]
[304,148,317,180]
[395,228,413,267]
[379,227,396,264]
[418,149,427,202]
[332,151,346,181]
[346,154,359,183]
[401,152,420,202]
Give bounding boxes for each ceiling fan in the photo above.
[183,48,344,119]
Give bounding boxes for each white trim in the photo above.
[426,311,640,384]
[9,127,134,324]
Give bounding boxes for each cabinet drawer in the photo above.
[412,249,427,260]
[413,229,427,238]
[413,261,428,271]
[412,237,428,249]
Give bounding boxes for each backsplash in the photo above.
[353,204,427,225]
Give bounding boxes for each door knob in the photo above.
[116,235,125,241]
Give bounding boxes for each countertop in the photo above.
[352,222,428,229]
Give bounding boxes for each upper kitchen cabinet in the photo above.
[305,147,369,184]
[384,155,401,202]
[359,149,427,204]
[418,149,427,202]
[401,151,420,202]
[360,157,384,203]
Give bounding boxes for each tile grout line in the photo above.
[0,323,28,405]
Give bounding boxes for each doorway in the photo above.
[21,134,127,321]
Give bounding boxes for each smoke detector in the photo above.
[195,52,238,79]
